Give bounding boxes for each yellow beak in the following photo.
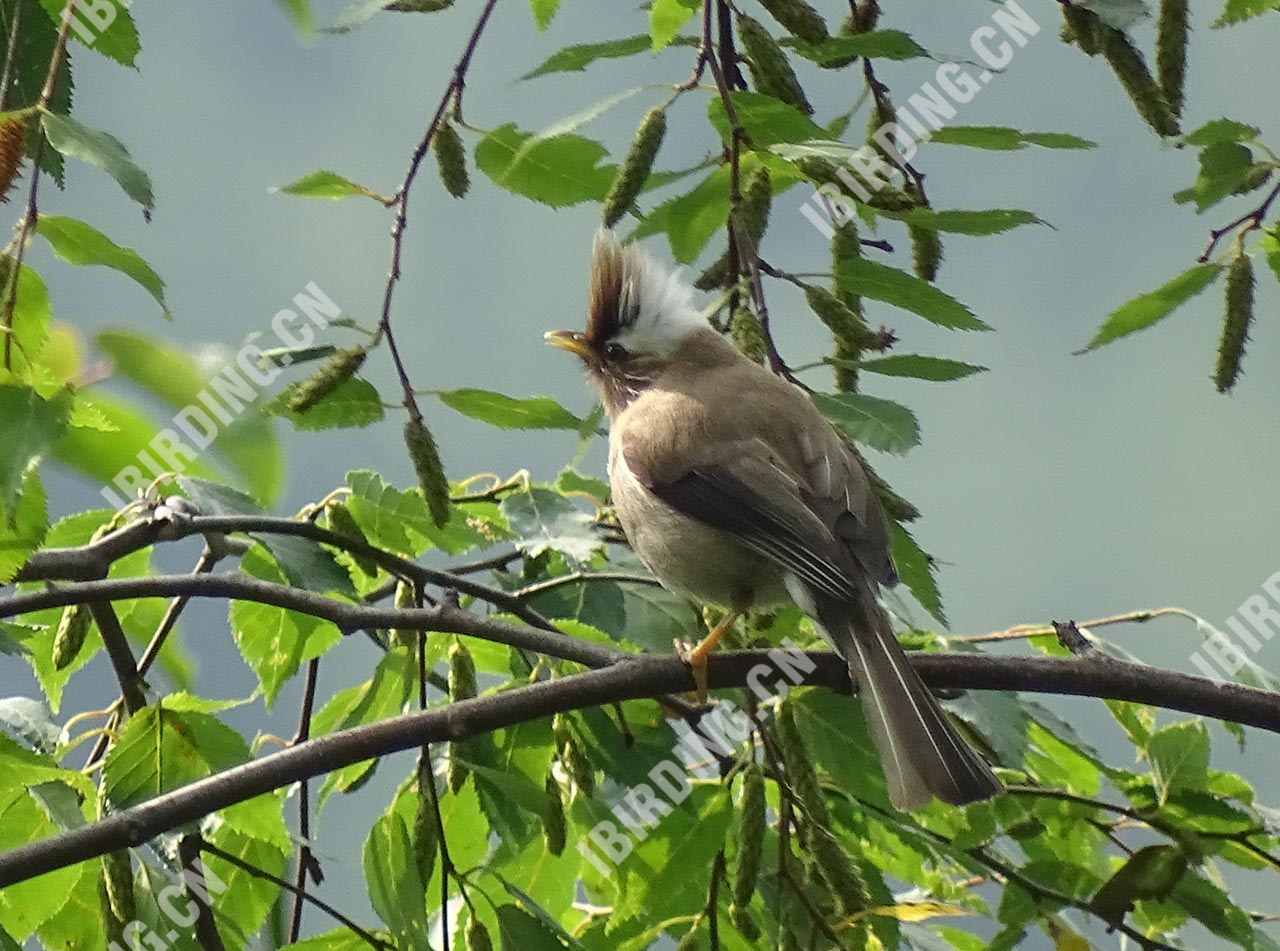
[544,329,590,358]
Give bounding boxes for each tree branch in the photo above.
[3,648,1279,887]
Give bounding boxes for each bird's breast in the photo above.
[609,448,786,609]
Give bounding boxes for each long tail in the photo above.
[812,584,1002,811]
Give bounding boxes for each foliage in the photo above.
[0,1,1279,950]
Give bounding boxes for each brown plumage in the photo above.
[546,232,1001,810]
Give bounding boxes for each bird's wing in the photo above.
[622,435,861,601]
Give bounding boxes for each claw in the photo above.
[674,609,741,703]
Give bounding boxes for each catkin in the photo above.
[774,703,828,827]
[1098,27,1180,137]
[543,773,567,855]
[288,346,366,413]
[809,825,870,915]
[737,16,813,115]
[52,603,92,670]
[730,304,767,364]
[389,580,418,650]
[447,639,477,792]
[433,120,469,198]
[553,713,596,797]
[0,116,25,202]
[695,168,772,291]
[1214,253,1254,393]
[1155,0,1189,118]
[101,850,136,925]
[325,501,380,577]
[909,224,943,282]
[602,108,666,228]
[732,764,766,907]
[414,754,439,884]
[465,916,494,951]
[403,415,451,527]
[758,0,828,43]
[1060,3,1101,55]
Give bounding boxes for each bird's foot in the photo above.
[674,637,714,704]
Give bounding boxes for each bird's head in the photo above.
[545,230,709,414]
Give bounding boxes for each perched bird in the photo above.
[546,231,1001,810]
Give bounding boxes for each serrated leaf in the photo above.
[497,905,571,951]
[929,126,1096,150]
[500,487,601,564]
[858,354,986,381]
[1213,0,1280,26]
[275,169,380,200]
[1174,141,1257,212]
[271,377,385,431]
[521,35,652,80]
[36,216,168,318]
[41,112,153,212]
[1185,118,1260,146]
[837,258,990,330]
[1147,720,1209,803]
[649,0,698,51]
[1084,263,1223,350]
[1088,844,1187,924]
[707,90,826,147]
[476,124,616,207]
[36,0,139,66]
[0,384,72,519]
[812,391,920,454]
[0,466,46,584]
[345,469,434,555]
[436,388,581,430]
[364,807,431,947]
[887,520,945,624]
[787,29,927,63]
[884,207,1046,236]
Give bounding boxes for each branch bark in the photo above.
[2,648,1278,887]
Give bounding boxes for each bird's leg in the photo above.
[676,609,742,703]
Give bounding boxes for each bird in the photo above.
[545,230,1002,811]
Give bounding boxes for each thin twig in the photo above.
[288,657,322,944]
[1199,177,1280,262]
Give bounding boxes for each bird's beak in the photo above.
[544,329,590,358]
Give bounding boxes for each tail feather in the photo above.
[813,584,1002,811]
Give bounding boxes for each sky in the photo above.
[7,0,1280,942]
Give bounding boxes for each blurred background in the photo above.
[7,0,1280,938]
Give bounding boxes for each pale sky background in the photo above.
[7,0,1280,944]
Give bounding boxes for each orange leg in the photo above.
[677,609,742,703]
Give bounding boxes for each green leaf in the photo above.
[275,170,381,200]
[101,696,250,809]
[364,802,431,947]
[1147,720,1209,804]
[500,487,602,564]
[0,384,72,519]
[529,0,560,30]
[437,388,582,430]
[649,0,698,51]
[633,166,731,263]
[476,124,616,207]
[707,90,826,147]
[1213,0,1280,26]
[36,216,169,318]
[497,906,571,951]
[35,0,139,66]
[95,329,284,503]
[837,258,991,330]
[276,0,315,38]
[0,261,51,381]
[1173,141,1257,212]
[787,29,927,63]
[345,469,434,555]
[1170,872,1255,944]
[271,377,385,431]
[812,391,920,454]
[521,35,651,80]
[887,520,945,624]
[858,354,986,381]
[0,467,46,584]
[883,207,1047,236]
[0,786,83,939]
[203,823,288,941]
[929,126,1096,150]
[41,112,154,212]
[1185,118,1260,146]
[228,544,343,706]
[1084,263,1224,350]
[1089,845,1187,924]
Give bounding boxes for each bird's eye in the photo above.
[603,341,629,362]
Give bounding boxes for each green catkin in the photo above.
[447,639,477,792]
[465,916,494,951]
[732,764,766,909]
[543,773,567,855]
[730,903,761,940]
[413,755,439,884]
[831,222,866,390]
[730,305,767,365]
[388,0,454,10]
[288,346,366,413]
[910,224,943,282]
[737,15,813,116]
[758,0,828,43]
[553,713,596,797]
[805,285,869,391]
[1155,0,1189,118]
[695,168,772,291]
[774,703,828,827]
[52,603,92,670]
[325,501,380,577]
[1098,26,1180,137]
[809,825,870,915]
[101,850,136,925]
[1060,3,1101,55]
[433,120,469,198]
[0,116,25,202]
[389,580,418,650]
[403,415,451,527]
[602,108,666,228]
[1214,253,1254,393]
